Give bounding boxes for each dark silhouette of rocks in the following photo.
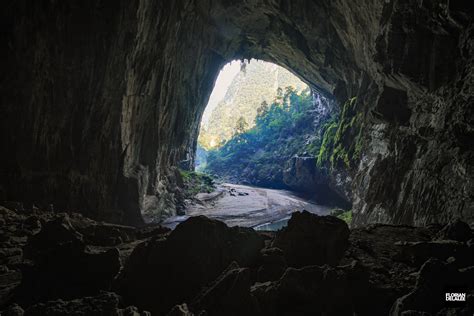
[117,216,265,315]
[272,211,350,267]
[1,206,472,315]
[1,1,472,227]
[0,1,473,314]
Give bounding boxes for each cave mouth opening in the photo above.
[195,58,311,179]
[167,59,352,230]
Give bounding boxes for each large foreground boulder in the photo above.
[395,240,473,268]
[343,224,440,315]
[435,218,473,242]
[251,260,369,316]
[23,215,84,261]
[272,211,350,267]
[390,258,474,315]
[118,216,265,315]
[189,262,260,316]
[257,247,287,282]
[14,215,121,306]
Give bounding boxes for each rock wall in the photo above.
[1,0,472,226]
[351,1,474,226]
[1,1,143,224]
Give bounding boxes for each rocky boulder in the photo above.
[257,247,287,282]
[190,262,259,316]
[272,211,350,267]
[395,240,473,268]
[166,304,195,316]
[118,216,264,315]
[67,215,137,247]
[252,260,369,316]
[23,215,84,261]
[1,303,24,316]
[390,258,474,315]
[342,224,442,314]
[435,218,473,242]
[15,215,121,306]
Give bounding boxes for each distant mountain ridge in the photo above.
[199,60,307,149]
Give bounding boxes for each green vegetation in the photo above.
[330,208,353,224]
[316,121,338,167]
[200,86,365,192]
[338,210,352,224]
[203,87,321,187]
[199,60,307,150]
[179,169,215,198]
[317,97,364,170]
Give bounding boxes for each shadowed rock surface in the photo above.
[117,216,265,315]
[1,207,472,315]
[251,260,369,316]
[272,210,350,267]
[1,1,472,226]
[189,262,260,316]
[390,258,474,316]
[0,1,473,315]
[21,292,150,316]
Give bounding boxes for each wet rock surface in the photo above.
[1,206,472,315]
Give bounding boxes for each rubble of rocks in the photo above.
[0,205,472,315]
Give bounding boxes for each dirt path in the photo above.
[162,183,331,229]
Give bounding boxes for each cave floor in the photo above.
[162,183,331,229]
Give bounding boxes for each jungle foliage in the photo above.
[201,87,363,192]
[204,87,318,186]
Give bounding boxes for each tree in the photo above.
[276,87,283,103]
[234,116,248,135]
[204,86,332,190]
[283,86,296,111]
[240,59,249,75]
[256,101,269,119]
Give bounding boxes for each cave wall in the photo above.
[351,1,474,226]
[1,0,472,226]
[1,1,143,224]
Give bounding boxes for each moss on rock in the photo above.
[330,208,352,224]
[179,170,215,198]
[316,97,364,170]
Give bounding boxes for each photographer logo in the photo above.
[445,293,466,302]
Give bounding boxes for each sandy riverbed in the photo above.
[162,183,331,229]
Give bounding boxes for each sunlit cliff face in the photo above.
[198,59,307,150]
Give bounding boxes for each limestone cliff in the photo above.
[1,0,472,226]
[199,59,307,149]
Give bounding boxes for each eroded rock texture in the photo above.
[1,1,473,225]
[1,207,473,315]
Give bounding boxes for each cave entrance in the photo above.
[167,59,351,230]
[196,58,309,176]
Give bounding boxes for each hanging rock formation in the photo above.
[1,1,473,226]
